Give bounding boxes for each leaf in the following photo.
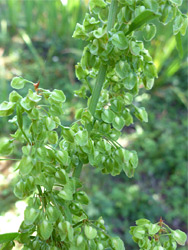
[9,91,22,102]
[172,229,187,246]
[49,89,66,103]
[61,126,75,143]
[72,24,87,40]
[112,31,129,50]
[55,169,68,185]
[48,131,58,144]
[143,23,156,41]
[58,221,74,242]
[56,150,70,166]
[20,97,34,111]
[129,41,140,56]
[75,191,89,205]
[143,77,154,90]
[147,223,160,235]
[0,138,14,156]
[84,225,97,240]
[134,107,148,122]
[144,63,158,79]
[46,205,60,223]
[58,188,73,201]
[115,60,131,79]
[75,63,88,80]
[175,33,183,58]
[133,226,145,239]
[89,0,107,12]
[75,130,88,146]
[19,156,34,176]
[136,219,151,226]
[27,89,42,103]
[45,117,56,131]
[112,116,125,131]
[110,237,125,250]
[38,220,53,240]
[0,101,15,117]
[125,10,161,36]
[0,233,19,244]
[24,207,39,225]
[11,77,29,89]
[101,109,115,123]
[123,73,137,90]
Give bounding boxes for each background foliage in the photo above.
[0,0,187,249]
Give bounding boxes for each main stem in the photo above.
[74,0,118,179]
[88,0,118,116]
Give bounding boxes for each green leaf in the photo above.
[134,107,148,122]
[110,237,125,250]
[27,89,42,103]
[9,91,22,102]
[112,116,125,131]
[0,233,19,244]
[48,131,58,144]
[24,207,39,225]
[38,220,53,240]
[14,180,26,199]
[75,63,88,80]
[11,77,30,89]
[115,60,131,79]
[19,156,34,176]
[46,205,60,223]
[123,73,137,90]
[172,229,187,246]
[101,109,115,123]
[84,225,97,240]
[45,117,56,131]
[93,27,106,39]
[112,31,129,50]
[75,191,89,205]
[129,41,140,56]
[0,101,15,117]
[56,150,70,166]
[89,0,107,12]
[58,221,74,242]
[133,226,145,239]
[49,89,66,103]
[136,219,150,226]
[147,223,160,235]
[125,10,161,35]
[0,138,14,156]
[72,24,87,40]
[143,77,154,90]
[58,187,73,201]
[175,32,183,58]
[144,62,158,79]
[143,23,156,41]
[55,169,68,185]
[61,126,75,143]
[160,4,176,25]
[75,130,88,146]
[20,97,34,111]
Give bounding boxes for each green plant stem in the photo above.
[88,0,118,116]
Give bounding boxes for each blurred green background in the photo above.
[0,0,187,249]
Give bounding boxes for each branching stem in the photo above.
[88,0,118,116]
